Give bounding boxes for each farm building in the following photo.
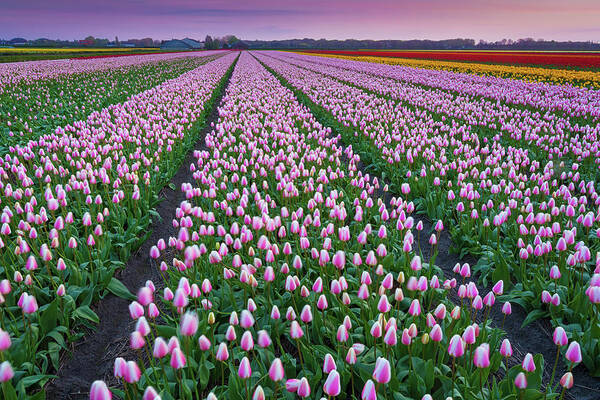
[161,38,204,50]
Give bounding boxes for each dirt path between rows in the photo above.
[45,55,238,399]
[252,51,600,400]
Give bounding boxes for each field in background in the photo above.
[0,47,169,63]
[296,51,600,88]
[300,49,600,69]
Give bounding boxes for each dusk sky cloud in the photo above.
[1,0,599,41]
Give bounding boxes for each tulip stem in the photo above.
[451,357,456,398]
[350,365,355,398]
[296,339,304,370]
[480,369,486,400]
[221,361,225,387]
[558,386,566,400]
[547,346,560,396]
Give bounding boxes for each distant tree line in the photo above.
[2,36,598,51]
[245,38,600,51]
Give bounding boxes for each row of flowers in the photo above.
[0,53,238,396]
[296,52,600,89]
[253,51,600,375]
[86,52,582,400]
[0,52,224,151]
[294,52,600,116]
[0,51,224,89]
[278,51,599,173]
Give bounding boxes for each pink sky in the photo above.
[1,0,599,41]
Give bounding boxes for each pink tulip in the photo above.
[124,361,141,383]
[290,320,304,339]
[473,343,490,368]
[373,357,391,384]
[238,356,252,379]
[89,380,112,400]
[560,372,574,389]
[500,339,513,358]
[297,377,311,397]
[180,311,199,336]
[565,341,582,364]
[522,353,536,372]
[153,337,169,358]
[0,330,10,352]
[198,335,211,351]
[269,358,284,381]
[215,342,229,361]
[448,335,465,358]
[323,370,341,396]
[553,327,568,347]
[515,372,528,389]
[408,298,421,316]
[361,379,377,400]
[170,347,186,369]
[143,387,160,400]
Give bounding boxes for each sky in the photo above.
[1,0,599,42]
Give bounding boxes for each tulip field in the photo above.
[0,49,599,400]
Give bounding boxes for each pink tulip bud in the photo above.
[553,327,568,347]
[462,325,476,345]
[430,324,443,342]
[323,370,341,396]
[345,347,357,365]
[502,302,512,315]
[240,310,255,329]
[22,294,38,314]
[300,305,313,323]
[143,386,160,400]
[124,361,141,383]
[148,303,159,319]
[198,335,211,351]
[285,379,300,393]
[522,353,536,372]
[252,386,265,400]
[361,379,376,400]
[373,357,391,384]
[130,331,145,350]
[377,295,391,313]
[317,294,329,310]
[170,347,186,369]
[269,358,284,381]
[255,330,271,348]
[515,372,527,389]
[565,341,582,364]
[500,339,513,358]
[408,299,421,316]
[153,337,168,358]
[241,331,254,351]
[89,380,112,400]
[448,335,465,358]
[559,372,574,389]
[238,356,252,379]
[473,343,490,368]
[297,377,311,397]
[215,342,229,361]
[180,311,199,336]
[290,320,304,339]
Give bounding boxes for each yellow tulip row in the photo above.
[0,47,159,53]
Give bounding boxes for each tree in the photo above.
[205,35,218,50]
